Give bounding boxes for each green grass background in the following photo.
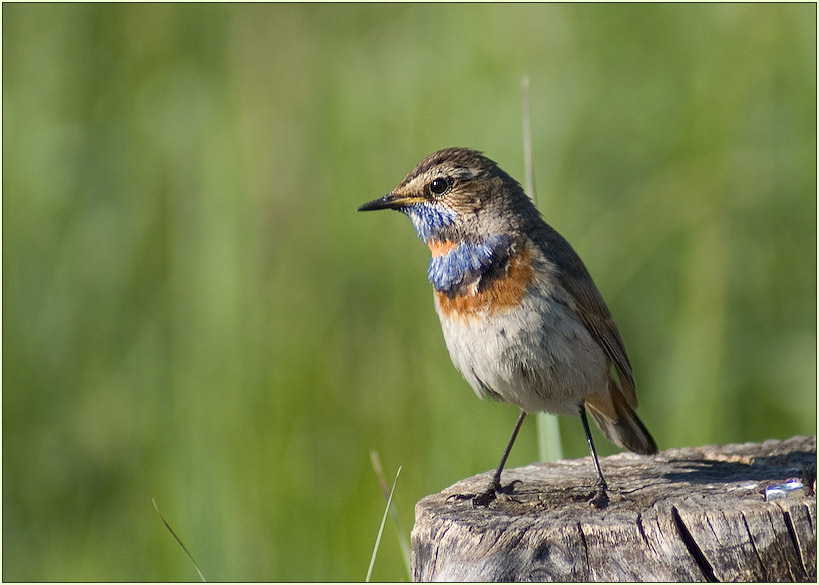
[3,3,816,581]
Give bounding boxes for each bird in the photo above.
[358,147,657,508]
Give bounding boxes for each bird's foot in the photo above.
[588,484,609,509]
[572,480,609,509]
[447,479,522,507]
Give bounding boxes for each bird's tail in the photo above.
[585,380,658,455]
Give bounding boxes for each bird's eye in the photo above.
[429,177,450,196]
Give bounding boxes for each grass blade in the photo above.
[523,75,564,463]
[152,498,207,582]
[522,76,535,203]
[536,413,564,461]
[366,465,402,582]
[369,450,411,577]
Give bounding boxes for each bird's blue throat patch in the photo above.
[400,203,457,243]
[397,203,515,294]
[427,235,514,293]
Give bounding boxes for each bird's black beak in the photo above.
[357,193,400,212]
[358,192,425,212]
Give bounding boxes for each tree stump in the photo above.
[412,435,816,582]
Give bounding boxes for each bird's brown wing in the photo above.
[533,226,637,408]
[549,244,658,454]
[563,275,637,408]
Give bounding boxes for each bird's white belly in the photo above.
[435,289,609,415]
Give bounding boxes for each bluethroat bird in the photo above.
[358,148,657,508]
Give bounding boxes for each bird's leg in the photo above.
[449,410,527,507]
[579,405,609,508]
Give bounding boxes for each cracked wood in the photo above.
[411,435,816,582]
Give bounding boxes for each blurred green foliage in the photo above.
[3,3,815,581]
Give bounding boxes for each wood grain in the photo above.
[412,435,816,582]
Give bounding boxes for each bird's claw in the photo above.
[446,479,522,507]
[587,486,609,509]
[571,481,609,509]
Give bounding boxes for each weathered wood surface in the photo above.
[412,435,816,582]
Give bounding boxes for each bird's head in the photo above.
[358,148,535,244]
